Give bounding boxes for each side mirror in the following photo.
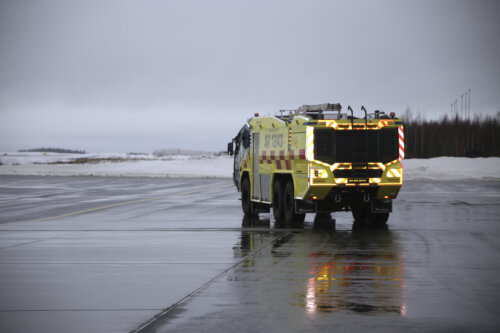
[227,142,234,156]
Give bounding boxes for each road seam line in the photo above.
[130,230,291,333]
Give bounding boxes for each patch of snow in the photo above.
[403,157,500,181]
[0,152,232,178]
[153,149,213,157]
[0,153,498,181]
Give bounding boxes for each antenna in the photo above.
[461,93,463,120]
[361,106,369,168]
[468,88,470,117]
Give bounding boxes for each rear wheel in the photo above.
[241,177,252,215]
[272,180,284,221]
[352,205,389,226]
[284,180,305,227]
[372,212,389,225]
[352,206,369,223]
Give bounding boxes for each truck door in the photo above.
[233,126,250,190]
[252,133,260,200]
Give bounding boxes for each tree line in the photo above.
[18,148,86,154]
[402,110,499,158]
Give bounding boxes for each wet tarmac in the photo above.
[0,176,499,332]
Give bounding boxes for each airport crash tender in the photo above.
[228,103,404,226]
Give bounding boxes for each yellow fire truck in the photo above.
[228,103,404,226]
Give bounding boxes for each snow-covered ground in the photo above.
[403,157,499,181]
[0,152,232,178]
[0,152,498,181]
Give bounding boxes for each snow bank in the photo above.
[403,157,499,181]
[0,153,498,181]
[0,152,232,178]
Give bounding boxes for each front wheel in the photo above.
[284,180,305,227]
[241,177,252,215]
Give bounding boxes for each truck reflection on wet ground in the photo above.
[236,214,405,317]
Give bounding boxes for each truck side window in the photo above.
[234,139,240,156]
[242,131,250,149]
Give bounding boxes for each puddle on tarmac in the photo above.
[234,214,406,317]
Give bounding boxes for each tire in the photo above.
[284,180,305,227]
[241,177,252,215]
[372,212,389,225]
[272,180,284,221]
[352,206,369,223]
[292,213,306,227]
[313,213,334,229]
[352,206,389,226]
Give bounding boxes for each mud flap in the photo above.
[371,199,392,213]
[296,199,316,213]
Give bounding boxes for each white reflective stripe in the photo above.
[306,126,314,161]
[387,169,401,178]
[398,126,405,160]
[335,178,345,184]
[330,163,340,171]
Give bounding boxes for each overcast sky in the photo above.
[1,0,499,153]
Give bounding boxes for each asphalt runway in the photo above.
[0,176,499,332]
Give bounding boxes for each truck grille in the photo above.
[333,168,383,178]
[314,128,398,164]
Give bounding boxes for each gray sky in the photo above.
[1,0,499,153]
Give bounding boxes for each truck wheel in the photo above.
[352,206,369,222]
[241,177,252,215]
[352,207,389,226]
[284,180,305,227]
[372,212,389,225]
[272,180,284,221]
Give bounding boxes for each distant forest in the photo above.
[18,148,86,154]
[402,110,499,158]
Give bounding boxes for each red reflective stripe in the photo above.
[299,149,306,159]
[270,150,275,160]
[276,160,282,169]
[279,150,285,160]
[290,150,294,160]
[285,160,291,169]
